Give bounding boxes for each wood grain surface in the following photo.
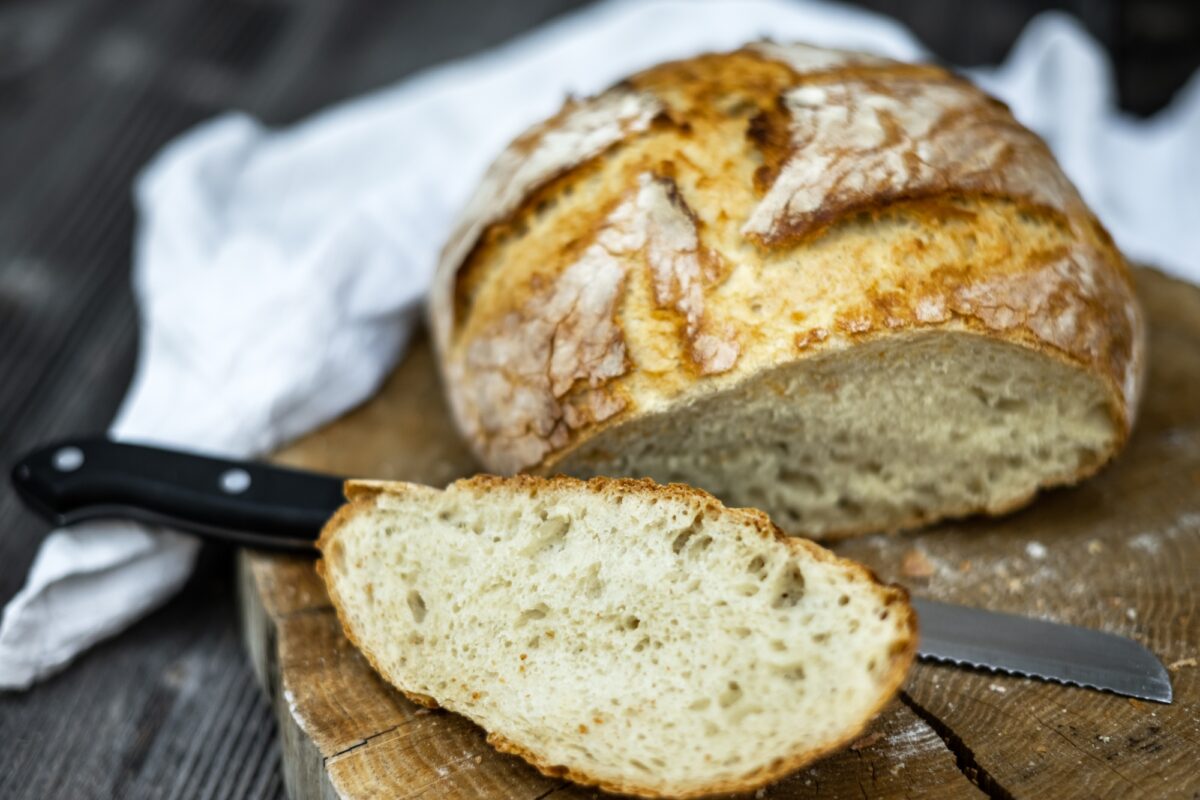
[2,2,1197,797]
[242,267,1200,799]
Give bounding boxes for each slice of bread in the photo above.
[318,475,917,798]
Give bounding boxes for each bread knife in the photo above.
[10,437,1173,703]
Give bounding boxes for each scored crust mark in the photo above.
[746,41,897,74]
[450,243,630,475]
[632,173,739,375]
[451,173,743,473]
[432,88,664,353]
[743,76,1082,244]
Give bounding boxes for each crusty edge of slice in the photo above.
[316,475,919,799]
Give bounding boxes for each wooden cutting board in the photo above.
[238,266,1200,800]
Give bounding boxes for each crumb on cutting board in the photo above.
[901,548,936,578]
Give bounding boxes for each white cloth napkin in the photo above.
[3,0,1198,690]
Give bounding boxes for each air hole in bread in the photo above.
[746,486,769,507]
[772,565,806,608]
[520,511,571,556]
[518,603,550,625]
[581,563,605,599]
[671,524,696,554]
[728,703,765,725]
[994,396,1026,413]
[407,590,427,624]
[780,664,806,681]
[719,681,744,708]
[779,467,822,493]
[779,508,803,526]
[836,496,863,516]
[977,371,1003,387]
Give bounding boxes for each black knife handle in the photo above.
[9,437,347,552]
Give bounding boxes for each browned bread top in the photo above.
[430,42,1142,496]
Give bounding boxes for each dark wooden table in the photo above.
[1,1,1195,798]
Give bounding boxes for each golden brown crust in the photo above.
[430,88,664,356]
[444,222,633,473]
[739,74,1081,245]
[316,474,918,798]
[430,41,1144,516]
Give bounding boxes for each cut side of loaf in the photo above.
[318,476,917,798]
[556,331,1117,539]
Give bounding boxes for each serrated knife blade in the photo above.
[913,597,1173,703]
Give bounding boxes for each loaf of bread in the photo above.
[318,475,916,798]
[430,42,1145,539]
